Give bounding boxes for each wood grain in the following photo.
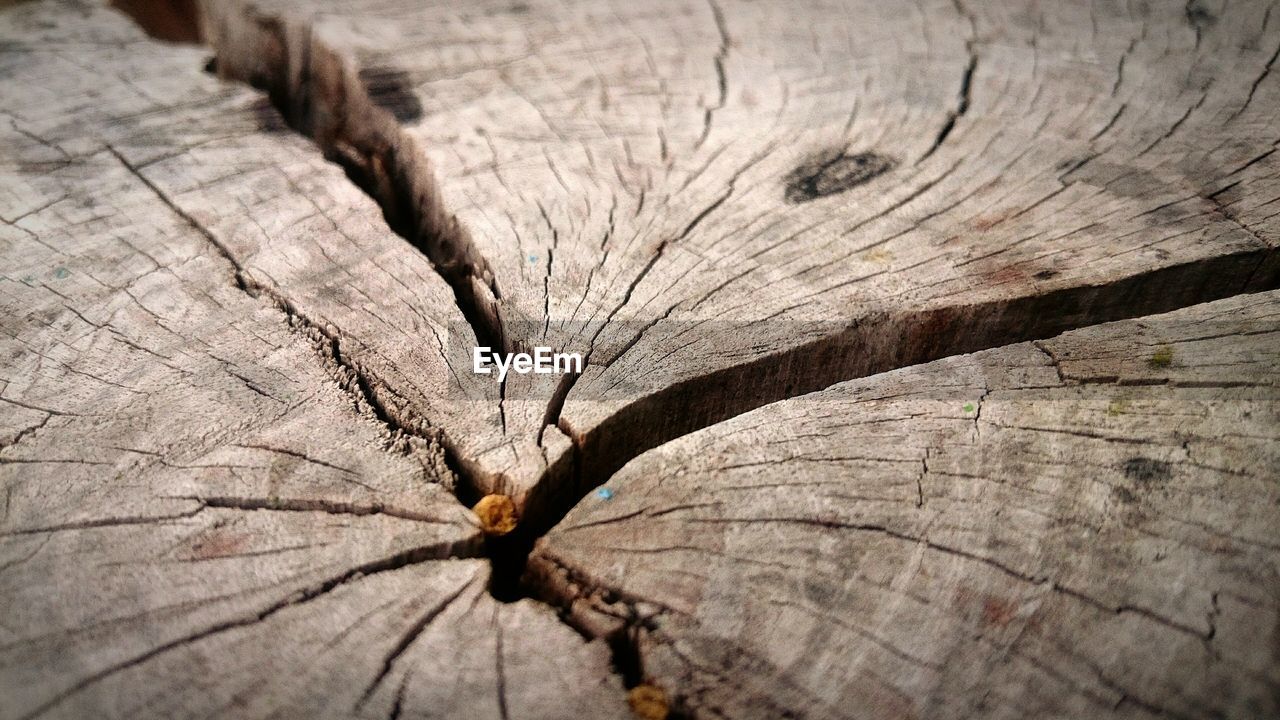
[4,0,1280,717]
[538,291,1280,719]
[198,0,1280,520]
[0,2,625,717]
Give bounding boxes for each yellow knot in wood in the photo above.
[472,494,517,536]
[627,684,669,720]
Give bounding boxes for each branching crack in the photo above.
[1032,340,1067,384]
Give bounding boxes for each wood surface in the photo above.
[1,0,1277,717]
[538,291,1280,719]
[199,0,1280,517]
[0,3,625,718]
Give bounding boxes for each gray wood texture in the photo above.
[538,291,1280,719]
[2,0,1278,717]
[0,2,626,718]
[199,0,1280,517]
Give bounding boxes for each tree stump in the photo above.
[1,0,1277,717]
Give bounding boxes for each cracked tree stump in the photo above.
[0,3,626,718]
[538,291,1280,719]
[2,0,1279,718]
[198,0,1280,520]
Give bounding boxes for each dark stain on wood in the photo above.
[803,577,837,605]
[972,210,1016,231]
[500,3,530,14]
[186,528,251,560]
[16,160,70,175]
[982,264,1028,286]
[1184,1,1216,34]
[1113,485,1139,504]
[982,596,1019,628]
[1116,457,1173,504]
[358,66,424,123]
[784,150,894,204]
[1123,457,1172,487]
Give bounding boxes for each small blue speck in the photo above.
[594,487,614,500]
[528,254,538,264]
[53,267,70,279]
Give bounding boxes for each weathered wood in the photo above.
[29,558,628,720]
[198,0,1280,517]
[537,291,1280,719]
[5,0,1280,717]
[0,2,626,717]
[9,0,556,498]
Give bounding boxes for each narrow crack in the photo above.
[0,507,206,537]
[16,537,468,720]
[919,0,977,163]
[357,578,475,709]
[4,496,476,538]
[198,496,465,525]
[919,46,976,163]
[1228,33,1280,122]
[695,0,731,150]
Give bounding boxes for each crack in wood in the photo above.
[696,0,731,150]
[14,538,471,720]
[356,578,475,709]
[98,2,1280,714]
[198,496,470,526]
[919,0,978,163]
[104,137,487,513]
[189,0,1280,603]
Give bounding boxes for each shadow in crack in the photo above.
[110,0,200,43]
